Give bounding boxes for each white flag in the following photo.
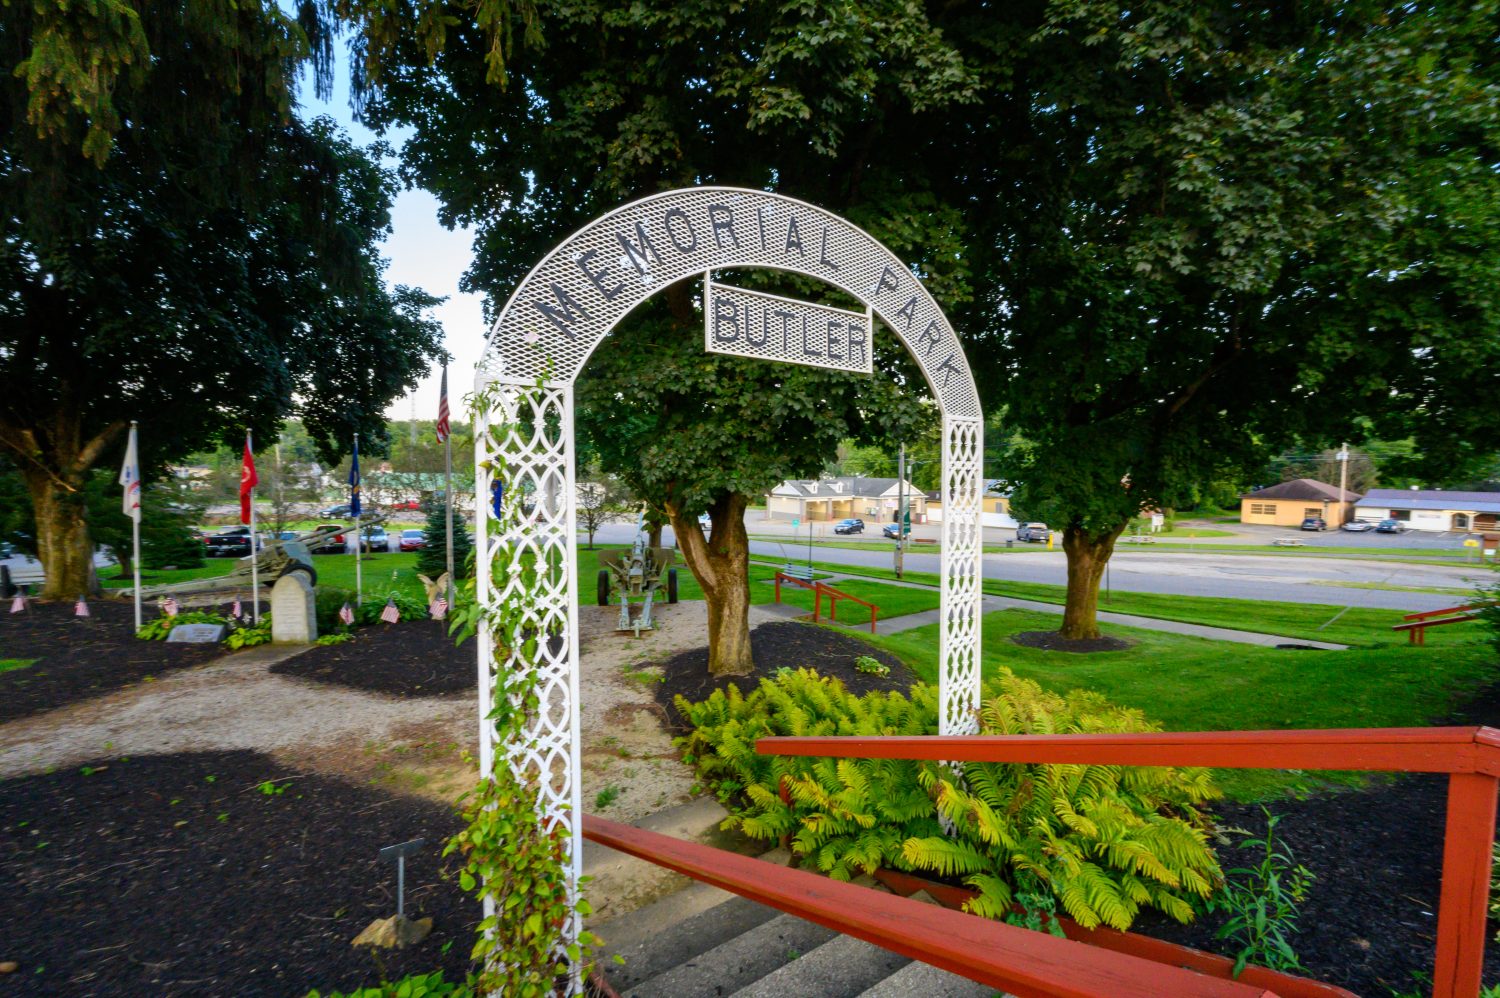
[120,425,141,522]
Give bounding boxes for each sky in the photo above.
[295,64,488,422]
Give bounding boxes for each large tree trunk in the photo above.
[1058,523,1127,641]
[21,467,97,600]
[669,492,754,677]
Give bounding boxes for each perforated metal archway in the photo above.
[473,187,983,975]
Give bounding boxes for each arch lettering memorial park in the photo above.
[470,189,1500,997]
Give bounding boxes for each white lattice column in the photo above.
[939,416,983,736]
[474,381,584,972]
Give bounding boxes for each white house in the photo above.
[1353,489,1500,532]
[766,477,926,523]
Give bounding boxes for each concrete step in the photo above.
[622,910,839,998]
[600,893,783,993]
[727,932,910,998]
[855,958,1000,998]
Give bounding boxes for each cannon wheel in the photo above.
[666,568,679,604]
[277,560,317,588]
[597,569,610,606]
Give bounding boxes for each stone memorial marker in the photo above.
[270,573,317,644]
[166,623,226,643]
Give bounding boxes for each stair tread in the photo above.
[602,894,783,991]
[727,932,910,998]
[856,958,1000,998]
[622,911,839,998]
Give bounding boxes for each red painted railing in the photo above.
[774,570,881,632]
[1394,603,1493,645]
[758,726,1500,998]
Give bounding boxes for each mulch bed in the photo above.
[653,620,914,730]
[0,600,256,724]
[0,750,474,997]
[271,620,473,698]
[1010,630,1133,654]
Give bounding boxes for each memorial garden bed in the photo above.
[0,749,474,997]
[271,618,472,697]
[0,600,235,723]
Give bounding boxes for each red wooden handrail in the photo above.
[1403,602,1497,623]
[582,814,1275,998]
[757,727,1500,998]
[773,571,881,633]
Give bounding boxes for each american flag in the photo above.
[380,598,400,624]
[231,599,242,619]
[74,596,90,618]
[338,602,355,626]
[9,592,24,614]
[435,364,450,443]
[429,595,448,620]
[162,597,180,617]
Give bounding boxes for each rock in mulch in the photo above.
[0,750,473,996]
[653,620,914,729]
[1009,630,1133,653]
[271,620,474,697]
[0,600,237,723]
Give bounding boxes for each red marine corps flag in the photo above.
[240,440,259,525]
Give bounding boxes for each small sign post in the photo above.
[379,838,426,917]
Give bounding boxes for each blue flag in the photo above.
[348,438,362,517]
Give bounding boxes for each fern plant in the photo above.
[677,667,1222,932]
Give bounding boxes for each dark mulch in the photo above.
[0,600,256,723]
[653,620,914,730]
[0,750,474,997]
[1010,630,1133,654]
[271,620,473,697]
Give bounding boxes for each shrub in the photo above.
[224,617,273,649]
[315,586,358,634]
[137,610,225,641]
[416,499,472,580]
[315,632,353,646]
[853,655,890,677]
[1209,809,1315,975]
[676,668,1222,932]
[357,591,427,625]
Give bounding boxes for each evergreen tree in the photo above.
[417,499,472,580]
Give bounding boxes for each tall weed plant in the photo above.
[676,667,1222,932]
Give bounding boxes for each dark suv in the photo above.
[833,518,865,535]
[203,526,254,557]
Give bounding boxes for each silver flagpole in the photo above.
[353,433,362,606]
[131,421,142,631]
[248,430,260,624]
[444,386,455,607]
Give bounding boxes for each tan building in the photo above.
[1240,478,1361,527]
[926,481,1018,528]
[766,477,926,523]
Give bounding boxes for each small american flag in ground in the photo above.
[74,596,90,618]
[162,597,180,617]
[380,599,400,624]
[430,596,448,620]
[231,599,242,619]
[10,593,24,614]
[338,602,355,626]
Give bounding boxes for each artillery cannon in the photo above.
[597,511,678,636]
[112,514,388,601]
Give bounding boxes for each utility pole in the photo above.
[1337,443,1350,526]
[895,444,905,580]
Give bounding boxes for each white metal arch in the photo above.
[473,187,983,969]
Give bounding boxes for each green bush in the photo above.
[358,591,428,625]
[676,667,1222,932]
[306,969,468,998]
[315,586,359,633]
[136,610,226,640]
[224,617,273,649]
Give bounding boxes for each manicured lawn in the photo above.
[865,608,1500,801]
[0,659,35,674]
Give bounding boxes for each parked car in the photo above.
[360,526,390,553]
[1341,520,1374,532]
[399,529,426,551]
[881,523,909,540]
[1016,523,1051,543]
[1377,518,1407,534]
[309,524,349,555]
[833,518,865,535]
[318,503,353,518]
[698,513,712,529]
[388,499,421,511]
[203,526,253,557]
[1300,516,1328,531]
